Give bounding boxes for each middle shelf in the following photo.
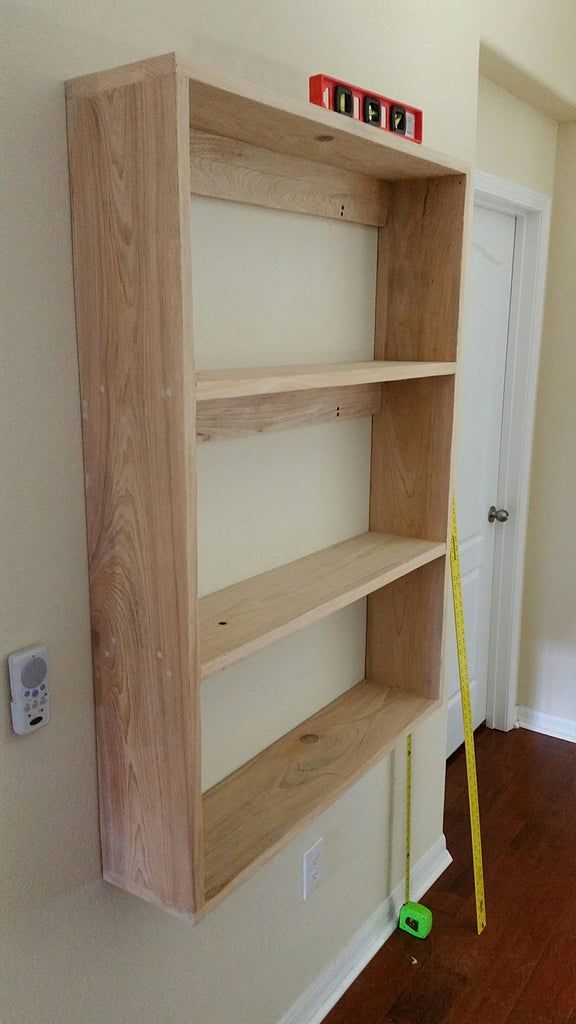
[196,359,457,400]
[199,532,446,679]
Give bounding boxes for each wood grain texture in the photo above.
[203,679,438,904]
[186,72,469,182]
[66,70,203,915]
[196,361,457,400]
[66,53,470,920]
[66,52,178,98]
[365,174,466,723]
[190,128,389,226]
[196,383,381,442]
[366,557,446,700]
[200,533,445,679]
[376,176,467,362]
[67,54,470,179]
[369,376,455,542]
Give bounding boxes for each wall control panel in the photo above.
[8,646,50,735]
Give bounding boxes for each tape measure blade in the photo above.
[450,499,487,935]
[405,733,412,905]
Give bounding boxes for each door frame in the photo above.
[473,171,551,732]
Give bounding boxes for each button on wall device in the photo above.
[8,646,50,735]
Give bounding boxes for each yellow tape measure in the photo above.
[450,498,486,934]
[403,501,486,935]
[405,733,412,905]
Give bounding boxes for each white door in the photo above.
[446,205,515,756]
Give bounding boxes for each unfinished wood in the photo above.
[196,383,381,442]
[190,129,389,226]
[203,678,438,904]
[66,52,179,98]
[369,376,455,542]
[187,79,468,183]
[196,360,457,400]
[375,176,467,362]
[200,532,445,679]
[67,53,469,182]
[364,173,467,757]
[66,70,203,917]
[366,558,446,700]
[66,52,469,921]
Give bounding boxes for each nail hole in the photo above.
[315,134,334,142]
[336,406,340,417]
[300,733,319,744]
[218,620,227,626]
[340,205,345,218]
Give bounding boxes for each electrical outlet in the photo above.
[302,837,324,900]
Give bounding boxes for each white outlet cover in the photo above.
[302,837,324,900]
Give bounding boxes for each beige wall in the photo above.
[518,123,576,723]
[477,76,558,195]
[480,0,576,119]
[1,3,479,1024]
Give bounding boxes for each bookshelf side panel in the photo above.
[66,69,203,916]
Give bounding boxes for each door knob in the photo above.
[488,506,509,523]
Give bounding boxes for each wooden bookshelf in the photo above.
[66,52,468,920]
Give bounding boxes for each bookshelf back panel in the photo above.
[190,196,377,371]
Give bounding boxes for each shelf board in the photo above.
[199,532,445,679]
[183,62,468,183]
[67,56,469,182]
[196,361,457,401]
[203,678,438,904]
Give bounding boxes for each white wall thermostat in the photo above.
[8,645,50,735]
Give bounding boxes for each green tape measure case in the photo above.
[399,901,433,939]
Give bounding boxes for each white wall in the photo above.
[1,3,478,1024]
[518,123,576,724]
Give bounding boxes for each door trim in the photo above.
[473,172,551,732]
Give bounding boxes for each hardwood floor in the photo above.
[324,727,576,1024]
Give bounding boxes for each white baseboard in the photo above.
[277,835,452,1024]
[516,706,576,744]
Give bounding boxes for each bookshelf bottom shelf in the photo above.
[202,678,439,907]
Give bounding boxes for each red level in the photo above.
[309,74,423,144]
